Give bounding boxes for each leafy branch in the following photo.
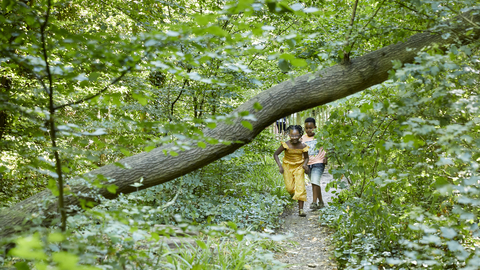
[445,5,480,29]
[349,0,386,52]
[39,0,67,231]
[54,66,132,110]
[247,20,297,68]
[393,0,434,20]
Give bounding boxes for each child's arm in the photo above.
[302,151,310,174]
[273,144,285,174]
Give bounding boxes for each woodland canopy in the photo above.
[1,0,480,269]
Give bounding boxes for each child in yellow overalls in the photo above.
[274,125,310,216]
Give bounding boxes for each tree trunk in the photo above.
[1,11,479,239]
[0,76,11,142]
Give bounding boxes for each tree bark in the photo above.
[1,11,480,239]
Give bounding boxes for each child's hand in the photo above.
[279,167,284,174]
[303,165,309,174]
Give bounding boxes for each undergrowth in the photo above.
[1,133,292,269]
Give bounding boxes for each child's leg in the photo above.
[310,163,325,205]
[292,166,307,202]
[313,184,322,203]
[312,184,319,203]
[282,163,295,196]
[298,200,304,210]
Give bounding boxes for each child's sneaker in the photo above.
[299,209,306,217]
[310,203,318,210]
[317,202,325,209]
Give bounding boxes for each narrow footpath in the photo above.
[275,171,338,270]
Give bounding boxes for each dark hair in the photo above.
[286,125,304,136]
[305,117,316,126]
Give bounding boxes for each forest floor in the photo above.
[275,170,338,270]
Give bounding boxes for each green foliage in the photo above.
[1,126,291,268]
[3,0,480,269]
[3,220,287,269]
[319,41,480,269]
[1,138,290,268]
[102,132,290,231]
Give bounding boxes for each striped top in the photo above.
[301,135,326,165]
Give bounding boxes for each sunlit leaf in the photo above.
[241,121,253,130]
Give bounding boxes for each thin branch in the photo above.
[358,169,367,197]
[5,53,50,94]
[347,0,359,35]
[247,20,297,68]
[364,117,386,149]
[39,3,53,96]
[378,118,396,141]
[445,5,480,29]
[370,148,380,178]
[360,0,386,31]
[170,89,183,116]
[170,76,190,119]
[349,0,386,50]
[400,27,429,32]
[41,0,67,232]
[393,0,433,20]
[54,67,132,110]
[343,0,359,63]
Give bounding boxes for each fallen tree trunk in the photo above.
[1,10,479,240]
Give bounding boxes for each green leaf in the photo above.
[241,120,253,130]
[170,150,179,157]
[227,221,238,230]
[197,141,207,148]
[239,111,250,116]
[114,162,126,169]
[120,148,131,157]
[278,1,294,13]
[253,102,263,111]
[205,26,227,36]
[14,262,29,270]
[392,60,402,69]
[12,235,47,260]
[52,252,79,269]
[207,122,217,129]
[195,15,213,26]
[441,227,457,239]
[235,233,244,241]
[107,184,118,194]
[266,0,276,12]
[196,240,207,249]
[132,93,148,105]
[110,93,122,106]
[434,177,449,188]
[290,58,307,67]
[206,138,219,144]
[278,59,290,72]
[144,145,156,152]
[279,53,295,60]
[89,72,101,81]
[61,166,70,173]
[48,232,65,243]
[48,179,59,196]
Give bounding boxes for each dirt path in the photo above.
[275,171,338,270]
